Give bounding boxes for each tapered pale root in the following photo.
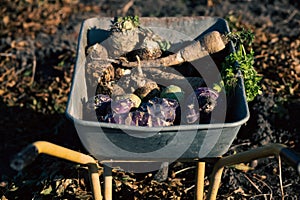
[120,31,226,68]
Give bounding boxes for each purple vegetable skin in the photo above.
[186,103,199,124]
[108,111,149,126]
[141,97,179,126]
[195,87,219,113]
[131,111,149,126]
[108,96,140,124]
[85,94,112,122]
[111,98,135,114]
[186,87,219,124]
[86,94,111,108]
[108,97,180,127]
[92,94,112,114]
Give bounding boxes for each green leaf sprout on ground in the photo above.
[221,29,262,102]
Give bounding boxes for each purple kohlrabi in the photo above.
[108,113,132,125]
[91,94,112,114]
[131,111,149,126]
[107,111,149,126]
[185,103,200,124]
[86,94,112,122]
[108,97,180,127]
[140,97,180,126]
[185,87,219,124]
[111,98,135,114]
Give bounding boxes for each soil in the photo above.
[1,0,300,199]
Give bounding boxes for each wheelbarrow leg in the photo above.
[196,162,205,200]
[104,165,113,200]
[88,163,103,200]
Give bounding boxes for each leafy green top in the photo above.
[111,16,140,32]
[221,29,262,102]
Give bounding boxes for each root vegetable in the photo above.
[160,85,184,102]
[85,22,227,126]
[142,67,204,89]
[134,81,160,100]
[111,65,160,99]
[140,97,180,126]
[124,28,166,61]
[185,87,219,124]
[119,31,226,68]
[84,94,112,121]
[125,38,162,61]
[111,67,204,100]
[111,98,135,114]
[111,94,141,115]
[108,112,147,126]
[86,43,108,62]
[111,84,126,97]
[106,16,140,58]
[114,93,141,108]
[86,60,114,88]
[107,30,140,58]
[199,30,226,54]
[107,97,179,127]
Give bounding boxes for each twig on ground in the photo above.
[249,193,272,200]
[283,183,293,188]
[184,184,195,193]
[231,187,250,197]
[282,9,298,24]
[252,174,273,199]
[0,67,14,83]
[173,166,196,176]
[29,51,37,85]
[243,174,262,194]
[0,53,14,57]
[277,155,285,200]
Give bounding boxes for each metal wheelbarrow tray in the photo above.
[66,17,250,161]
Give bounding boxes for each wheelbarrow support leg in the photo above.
[88,163,103,200]
[196,161,205,200]
[206,143,300,200]
[104,165,113,200]
[10,141,103,200]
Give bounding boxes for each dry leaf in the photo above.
[0,89,5,95]
[3,16,9,25]
[232,163,254,172]
[40,185,53,195]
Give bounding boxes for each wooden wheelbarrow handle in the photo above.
[279,147,300,175]
[10,141,103,200]
[10,142,299,200]
[207,143,300,200]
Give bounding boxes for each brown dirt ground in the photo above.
[1,0,300,199]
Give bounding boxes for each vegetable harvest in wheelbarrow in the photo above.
[84,16,261,126]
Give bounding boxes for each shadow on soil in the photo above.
[0,100,86,194]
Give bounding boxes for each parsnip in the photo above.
[119,31,226,68]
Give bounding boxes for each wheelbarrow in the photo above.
[10,17,300,200]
